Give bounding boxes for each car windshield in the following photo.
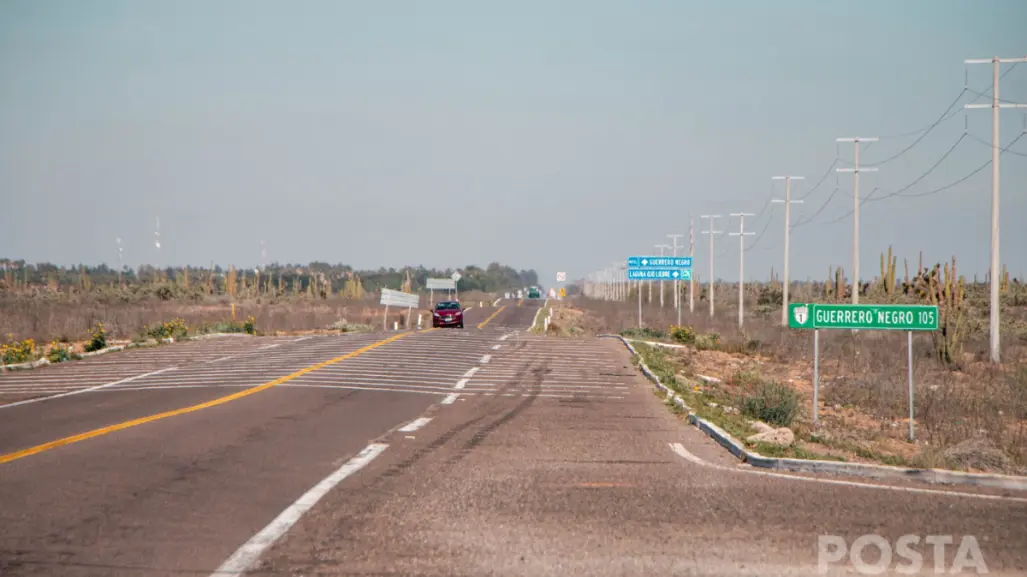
[435,302,460,310]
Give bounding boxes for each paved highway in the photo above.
[1,298,1025,576]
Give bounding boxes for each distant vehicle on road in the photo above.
[527,287,541,299]
[431,301,464,328]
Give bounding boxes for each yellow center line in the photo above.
[477,306,507,329]
[516,299,524,307]
[0,331,411,465]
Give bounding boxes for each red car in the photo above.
[432,301,464,328]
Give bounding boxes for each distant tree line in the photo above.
[0,258,539,299]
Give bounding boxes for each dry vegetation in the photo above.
[548,253,1027,475]
[0,260,508,365]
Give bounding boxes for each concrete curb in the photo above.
[186,332,252,341]
[530,301,547,333]
[623,337,686,349]
[601,333,1027,491]
[1,357,51,371]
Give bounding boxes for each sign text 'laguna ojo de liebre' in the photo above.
[788,303,939,331]
[627,268,692,280]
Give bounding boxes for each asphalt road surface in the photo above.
[1,298,1025,576]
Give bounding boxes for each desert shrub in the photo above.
[84,323,107,352]
[46,341,71,363]
[740,381,801,427]
[669,325,696,345]
[2,335,36,364]
[695,332,721,351]
[145,318,188,340]
[620,327,666,340]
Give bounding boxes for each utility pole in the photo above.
[965,55,1027,364]
[772,175,804,326]
[668,234,684,326]
[836,137,878,304]
[700,215,722,317]
[655,244,671,308]
[689,217,695,314]
[154,216,161,284]
[730,213,755,327]
[115,237,124,287]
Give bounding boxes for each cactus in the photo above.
[835,266,845,300]
[924,256,966,366]
[80,265,91,292]
[826,266,833,299]
[227,266,237,298]
[1001,264,1010,294]
[879,246,896,299]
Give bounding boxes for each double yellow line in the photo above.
[0,332,411,465]
[477,306,507,329]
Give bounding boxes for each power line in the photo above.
[834,63,1022,166]
[803,131,1025,228]
[833,89,965,169]
[744,216,774,251]
[792,186,844,228]
[796,159,839,200]
[867,132,1024,202]
[967,129,1027,157]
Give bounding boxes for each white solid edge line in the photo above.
[397,417,432,433]
[667,443,1027,504]
[210,442,389,576]
[441,393,459,404]
[0,366,179,410]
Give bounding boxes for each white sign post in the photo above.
[380,288,419,330]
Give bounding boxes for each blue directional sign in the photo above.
[627,268,692,280]
[628,256,693,268]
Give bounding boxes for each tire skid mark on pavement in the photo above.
[0,332,411,465]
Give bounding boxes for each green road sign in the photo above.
[788,303,939,331]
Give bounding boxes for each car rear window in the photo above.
[436,302,460,310]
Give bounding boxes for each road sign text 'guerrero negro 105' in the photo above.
[788,303,939,331]
[627,268,692,280]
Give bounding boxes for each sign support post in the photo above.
[813,329,820,426]
[380,288,420,332]
[789,303,937,438]
[908,330,914,441]
[637,284,642,329]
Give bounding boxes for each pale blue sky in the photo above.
[2,0,1026,285]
